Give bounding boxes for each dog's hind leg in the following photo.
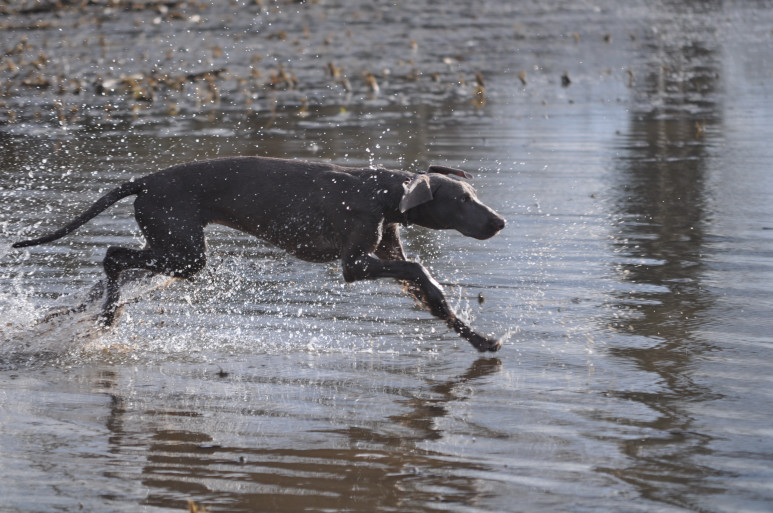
[99,242,207,326]
[100,247,143,325]
[98,206,207,326]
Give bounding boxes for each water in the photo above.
[2,1,773,512]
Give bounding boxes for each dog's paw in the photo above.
[469,332,502,353]
[483,336,502,352]
[448,317,501,352]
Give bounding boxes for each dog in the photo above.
[13,156,506,352]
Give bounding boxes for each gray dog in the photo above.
[13,156,506,352]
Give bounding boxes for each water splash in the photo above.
[365,146,376,169]
[0,270,174,369]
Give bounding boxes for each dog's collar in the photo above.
[399,207,413,227]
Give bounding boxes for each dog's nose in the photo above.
[478,215,505,239]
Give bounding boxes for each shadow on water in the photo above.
[597,1,725,508]
[99,358,502,512]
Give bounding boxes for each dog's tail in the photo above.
[12,180,145,249]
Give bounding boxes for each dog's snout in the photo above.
[471,213,505,240]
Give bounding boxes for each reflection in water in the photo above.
[3,2,773,512]
[601,2,724,508]
[101,358,501,512]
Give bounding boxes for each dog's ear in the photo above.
[428,165,473,180]
[399,174,433,213]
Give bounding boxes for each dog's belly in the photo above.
[272,230,341,263]
[269,215,343,262]
[217,219,342,263]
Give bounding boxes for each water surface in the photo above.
[2,1,773,512]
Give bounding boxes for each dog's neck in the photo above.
[357,168,416,225]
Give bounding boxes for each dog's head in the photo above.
[400,166,505,240]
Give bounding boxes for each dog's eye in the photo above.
[461,194,472,203]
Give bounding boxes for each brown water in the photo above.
[2,1,773,512]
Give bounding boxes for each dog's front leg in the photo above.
[343,253,451,318]
[342,253,500,352]
[375,224,433,311]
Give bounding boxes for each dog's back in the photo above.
[136,156,404,262]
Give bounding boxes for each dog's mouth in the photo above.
[467,216,506,240]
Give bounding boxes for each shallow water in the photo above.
[2,1,773,512]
